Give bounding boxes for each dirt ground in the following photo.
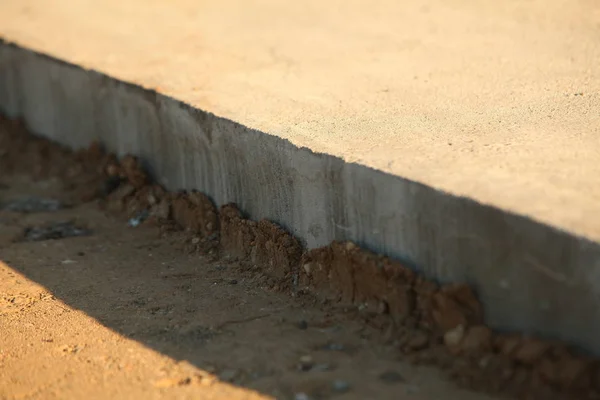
[1,115,598,400]
[0,180,499,400]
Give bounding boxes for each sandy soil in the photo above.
[1,116,598,400]
[0,172,495,399]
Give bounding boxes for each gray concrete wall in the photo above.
[2,42,600,354]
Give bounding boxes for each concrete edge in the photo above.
[1,40,599,354]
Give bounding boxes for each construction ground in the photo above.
[0,1,599,399]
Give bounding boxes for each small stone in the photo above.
[298,355,314,371]
[128,210,149,227]
[345,241,356,251]
[196,374,216,387]
[191,237,201,244]
[444,324,465,350]
[323,343,345,351]
[379,370,404,384]
[332,380,350,393]
[303,263,312,276]
[106,163,121,176]
[299,355,313,364]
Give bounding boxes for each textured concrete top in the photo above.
[1,0,599,240]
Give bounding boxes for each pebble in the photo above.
[443,324,465,349]
[302,263,312,276]
[297,355,314,371]
[323,343,345,351]
[147,194,157,205]
[128,209,150,227]
[299,355,313,364]
[105,163,121,177]
[332,379,350,393]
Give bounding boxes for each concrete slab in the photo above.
[1,0,600,352]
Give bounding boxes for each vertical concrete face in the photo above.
[2,43,600,353]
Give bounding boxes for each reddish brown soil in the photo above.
[0,115,597,400]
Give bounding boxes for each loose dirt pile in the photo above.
[1,114,597,400]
